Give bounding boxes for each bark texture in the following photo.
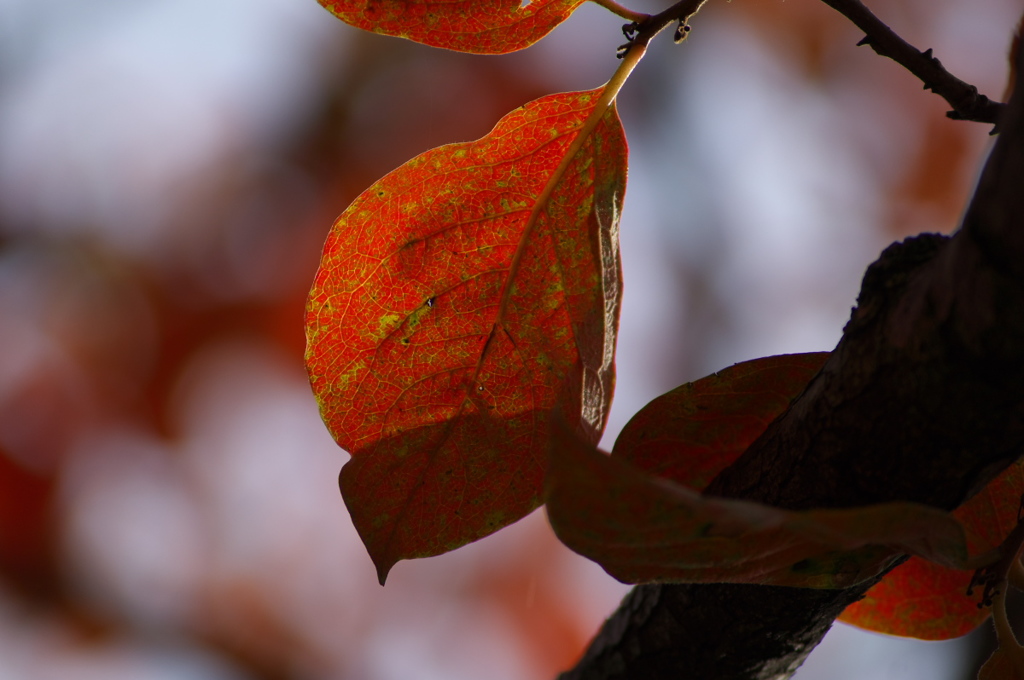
[561,28,1024,680]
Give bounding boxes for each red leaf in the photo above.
[613,353,829,490]
[318,0,587,54]
[306,88,627,582]
[840,458,1024,640]
[545,418,985,589]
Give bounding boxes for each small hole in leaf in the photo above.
[520,0,531,7]
[425,297,436,308]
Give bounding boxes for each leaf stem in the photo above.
[589,0,647,24]
[603,32,647,101]
[993,591,1024,675]
[1012,558,1024,592]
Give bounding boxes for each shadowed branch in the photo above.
[820,0,1006,127]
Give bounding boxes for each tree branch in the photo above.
[820,0,1005,127]
[590,0,648,24]
[617,0,709,56]
[560,16,1024,680]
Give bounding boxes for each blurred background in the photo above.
[0,0,1020,678]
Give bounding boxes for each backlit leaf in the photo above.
[613,353,828,489]
[545,420,989,588]
[306,87,627,582]
[840,458,1024,639]
[317,0,587,54]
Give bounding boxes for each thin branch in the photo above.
[616,0,709,56]
[589,0,647,24]
[820,0,1005,127]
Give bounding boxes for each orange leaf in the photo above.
[545,419,985,589]
[318,0,587,54]
[306,88,627,582]
[613,353,828,490]
[840,458,1024,640]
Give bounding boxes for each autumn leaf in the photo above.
[840,458,1024,640]
[601,351,1024,637]
[317,0,587,54]
[613,352,1024,640]
[613,353,829,490]
[305,87,627,583]
[545,418,992,588]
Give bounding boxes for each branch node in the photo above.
[968,513,1024,609]
[968,564,1001,609]
[673,20,692,43]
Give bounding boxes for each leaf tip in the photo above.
[375,559,394,586]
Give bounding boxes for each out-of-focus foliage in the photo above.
[0,0,1016,678]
